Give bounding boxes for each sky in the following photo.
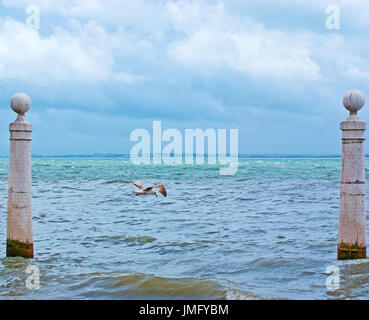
[0,0,369,155]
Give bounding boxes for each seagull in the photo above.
[131,181,167,197]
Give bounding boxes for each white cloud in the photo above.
[1,0,167,30]
[166,1,321,80]
[1,0,369,155]
[1,0,369,85]
[0,17,146,84]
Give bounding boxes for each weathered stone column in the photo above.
[338,89,366,260]
[6,93,33,258]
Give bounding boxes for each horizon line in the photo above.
[0,153,347,159]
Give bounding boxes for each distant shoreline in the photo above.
[0,154,348,159]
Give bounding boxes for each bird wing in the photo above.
[132,181,145,190]
[152,184,167,197]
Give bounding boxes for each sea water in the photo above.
[1,157,369,299]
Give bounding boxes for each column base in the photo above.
[6,239,34,258]
[337,243,366,260]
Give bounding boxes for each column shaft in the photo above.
[338,118,366,259]
[6,119,33,258]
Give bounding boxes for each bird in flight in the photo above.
[131,181,167,197]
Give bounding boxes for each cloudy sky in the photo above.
[0,0,368,155]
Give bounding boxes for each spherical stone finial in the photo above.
[10,93,31,115]
[343,89,365,114]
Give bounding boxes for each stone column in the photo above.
[338,89,366,260]
[6,93,33,258]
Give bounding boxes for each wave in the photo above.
[102,180,132,185]
[65,270,260,300]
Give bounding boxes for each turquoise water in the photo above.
[1,157,369,299]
